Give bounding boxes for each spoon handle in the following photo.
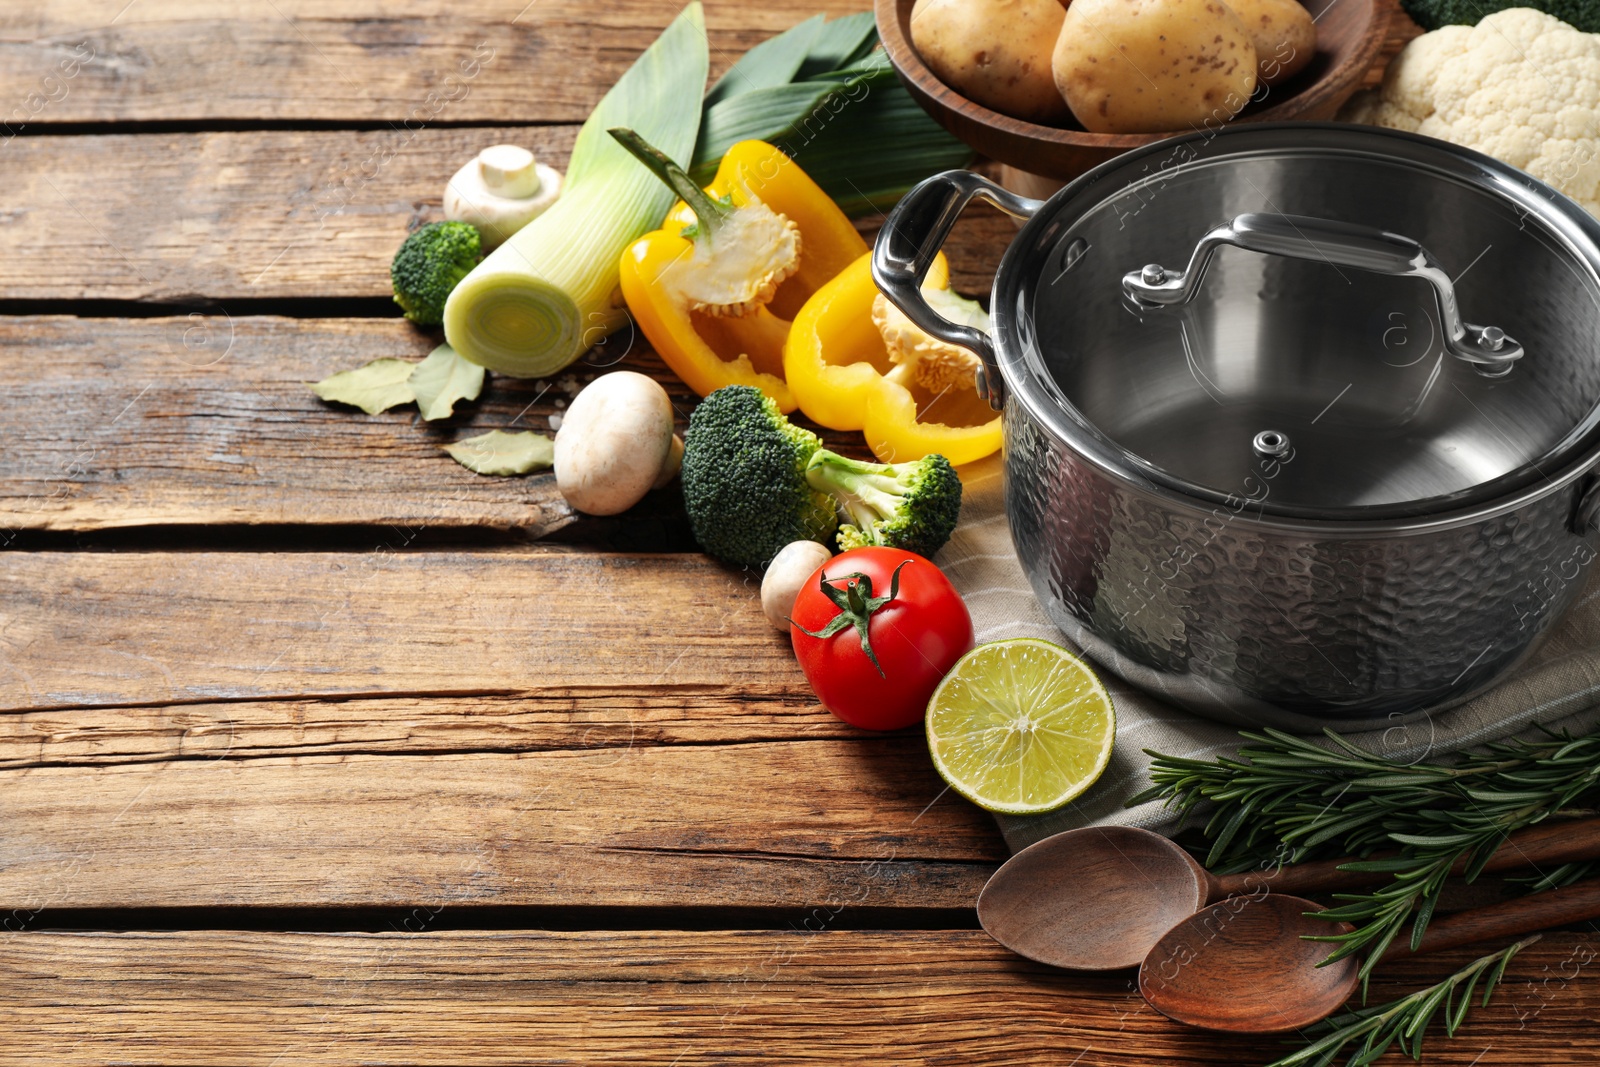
[1398,876,1600,958]
[1474,816,1600,875]
[1213,855,1391,898]
[1212,815,1600,898]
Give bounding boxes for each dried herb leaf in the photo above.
[445,430,554,476]
[308,358,416,414]
[409,342,485,421]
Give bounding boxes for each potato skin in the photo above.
[911,0,1072,124]
[1052,0,1259,134]
[1225,0,1316,85]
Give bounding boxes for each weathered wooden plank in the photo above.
[0,741,999,909]
[0,550,787,707]
[0,690,845,768]
[0,127,1015,302]
[0,549,1002,909]
[1,127,573,302]
[0,315,874,534]
[0,316,670,533]
[0,928,1594,1065]
[0,0,866,126]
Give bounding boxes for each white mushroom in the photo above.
[652,433,684,490]
[444,144,563,250]
[554,371,675,516]
[761,540,834,632]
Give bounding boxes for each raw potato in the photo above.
[554,371,675,516]
[1053,0,1259,134]
[1225,0,1316,86]
[911,0,1073,124]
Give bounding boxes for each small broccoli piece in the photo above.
[1400,0,1599,31]
[391,221,482,325]
[681,385,839,570]
[805,450,962,560]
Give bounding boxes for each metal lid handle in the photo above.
[1122,213,1523,377]
[873,170,1042,409]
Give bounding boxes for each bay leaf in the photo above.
[308,358,416,414]
[409,342,486,421]
[445,430,555,476]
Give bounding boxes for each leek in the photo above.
[443,3,708,378]
[690,15,974,216]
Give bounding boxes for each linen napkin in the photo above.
[937,455,1600,854]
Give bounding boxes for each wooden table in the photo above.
[2,1,1596,1063]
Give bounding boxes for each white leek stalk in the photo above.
[444,4,709,378]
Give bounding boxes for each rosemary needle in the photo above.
[1261,936,1536,1067]
[1130,727,1600,982]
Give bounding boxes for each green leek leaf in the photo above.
[692,82,838,182]
[691,15,973,217]
[797,12,877,79]
[705,14,823,107]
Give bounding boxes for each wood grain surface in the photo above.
[0,741,999,909]
[0,314,871,535]
[0,550,790,706]
[0,929,1593,1066]
[0,548,1002,910]
[0,1,867,125]
[0,127,1016,303]
[0,2,1522,1064]
[0,316,677,534]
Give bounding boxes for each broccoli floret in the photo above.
[391,221,481,325]
[681,385,839,570]
[805,450,962,560]
[1401,0,1599,31]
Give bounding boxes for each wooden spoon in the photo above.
[1140,874,1600,1033]
[979,818,1600,971]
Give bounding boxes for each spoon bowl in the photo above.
[1139,893,1357,1032]
[977,826,1209,971]
[1140,872,1600,1032]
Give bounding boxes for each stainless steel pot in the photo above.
[875,124,1600,730]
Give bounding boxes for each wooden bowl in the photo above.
[875,0,1390,183]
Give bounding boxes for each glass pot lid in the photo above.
[1018,130,1600,518]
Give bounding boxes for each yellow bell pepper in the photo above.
[618,140,867,412]
[784,252,1003,466]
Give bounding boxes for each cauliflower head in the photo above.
[1340,8,1600,215]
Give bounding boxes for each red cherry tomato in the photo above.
[789,547,974,731]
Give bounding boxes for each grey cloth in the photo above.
[937,456,1600,855]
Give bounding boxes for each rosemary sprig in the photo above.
[1262,936,1536,1067]
[1129,727,1600,982]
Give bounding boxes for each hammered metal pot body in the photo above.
[1003,401,1599,730]
[873,125,1600,730]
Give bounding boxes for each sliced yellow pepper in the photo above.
[618,140,867,413]
[785,252,1003,466]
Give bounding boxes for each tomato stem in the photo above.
[789,560,909,678]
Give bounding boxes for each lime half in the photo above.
[926,639,1115,815]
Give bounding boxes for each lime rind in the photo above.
[925,638,1115,816]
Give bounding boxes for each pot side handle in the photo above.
[1122,212,1524,379]
[873,170,1042,411]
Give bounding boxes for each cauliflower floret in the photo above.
[872,286,991,395]
[1340,8,1600,215]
